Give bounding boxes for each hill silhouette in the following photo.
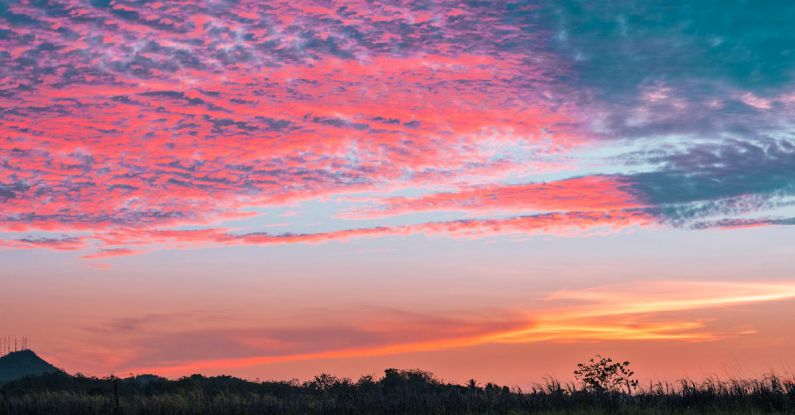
[0,349,62,384]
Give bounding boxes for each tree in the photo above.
[466,379,480,390]
[574,355,639,394]
[306,373,348,391]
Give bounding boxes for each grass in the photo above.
[1,369,793,414]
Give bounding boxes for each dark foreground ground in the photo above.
[1,369,794,414]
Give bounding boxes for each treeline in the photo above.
[1,368,794,414]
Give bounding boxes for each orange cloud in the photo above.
[120,280,795,376]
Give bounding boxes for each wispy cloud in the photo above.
[85,209,651,252]
[103,280,795,375]
[343,175,643,218]
[81,248,140,260]
[0,235,86,250]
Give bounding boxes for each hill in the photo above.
[0,349,62,384]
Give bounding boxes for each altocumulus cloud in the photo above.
[1,0,794,259]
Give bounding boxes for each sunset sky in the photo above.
[2,1,795,386]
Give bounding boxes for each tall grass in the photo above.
[1,369,793,414]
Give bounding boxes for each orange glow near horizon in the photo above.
[119,280,795,377]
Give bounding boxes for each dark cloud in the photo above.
[690,216,795,230]
[622,136,795,223]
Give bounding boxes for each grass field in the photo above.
[1,369,793,414]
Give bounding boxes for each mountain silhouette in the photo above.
[0,350,62,384]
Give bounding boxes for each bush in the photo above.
[574,355,639,394]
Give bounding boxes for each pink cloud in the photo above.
[344,176,644,218]
[0,236,87,251]
[81,248,141,260]
[0,0,594,255]
[85,208,652,254]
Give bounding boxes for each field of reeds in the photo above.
[1,368,794,414]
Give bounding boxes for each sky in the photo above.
[1,0,795,387]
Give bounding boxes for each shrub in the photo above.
[574,355,639,394]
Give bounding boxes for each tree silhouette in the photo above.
[574,355,639,394]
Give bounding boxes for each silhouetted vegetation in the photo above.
[574,355,639,394]
[1,367,794,414]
